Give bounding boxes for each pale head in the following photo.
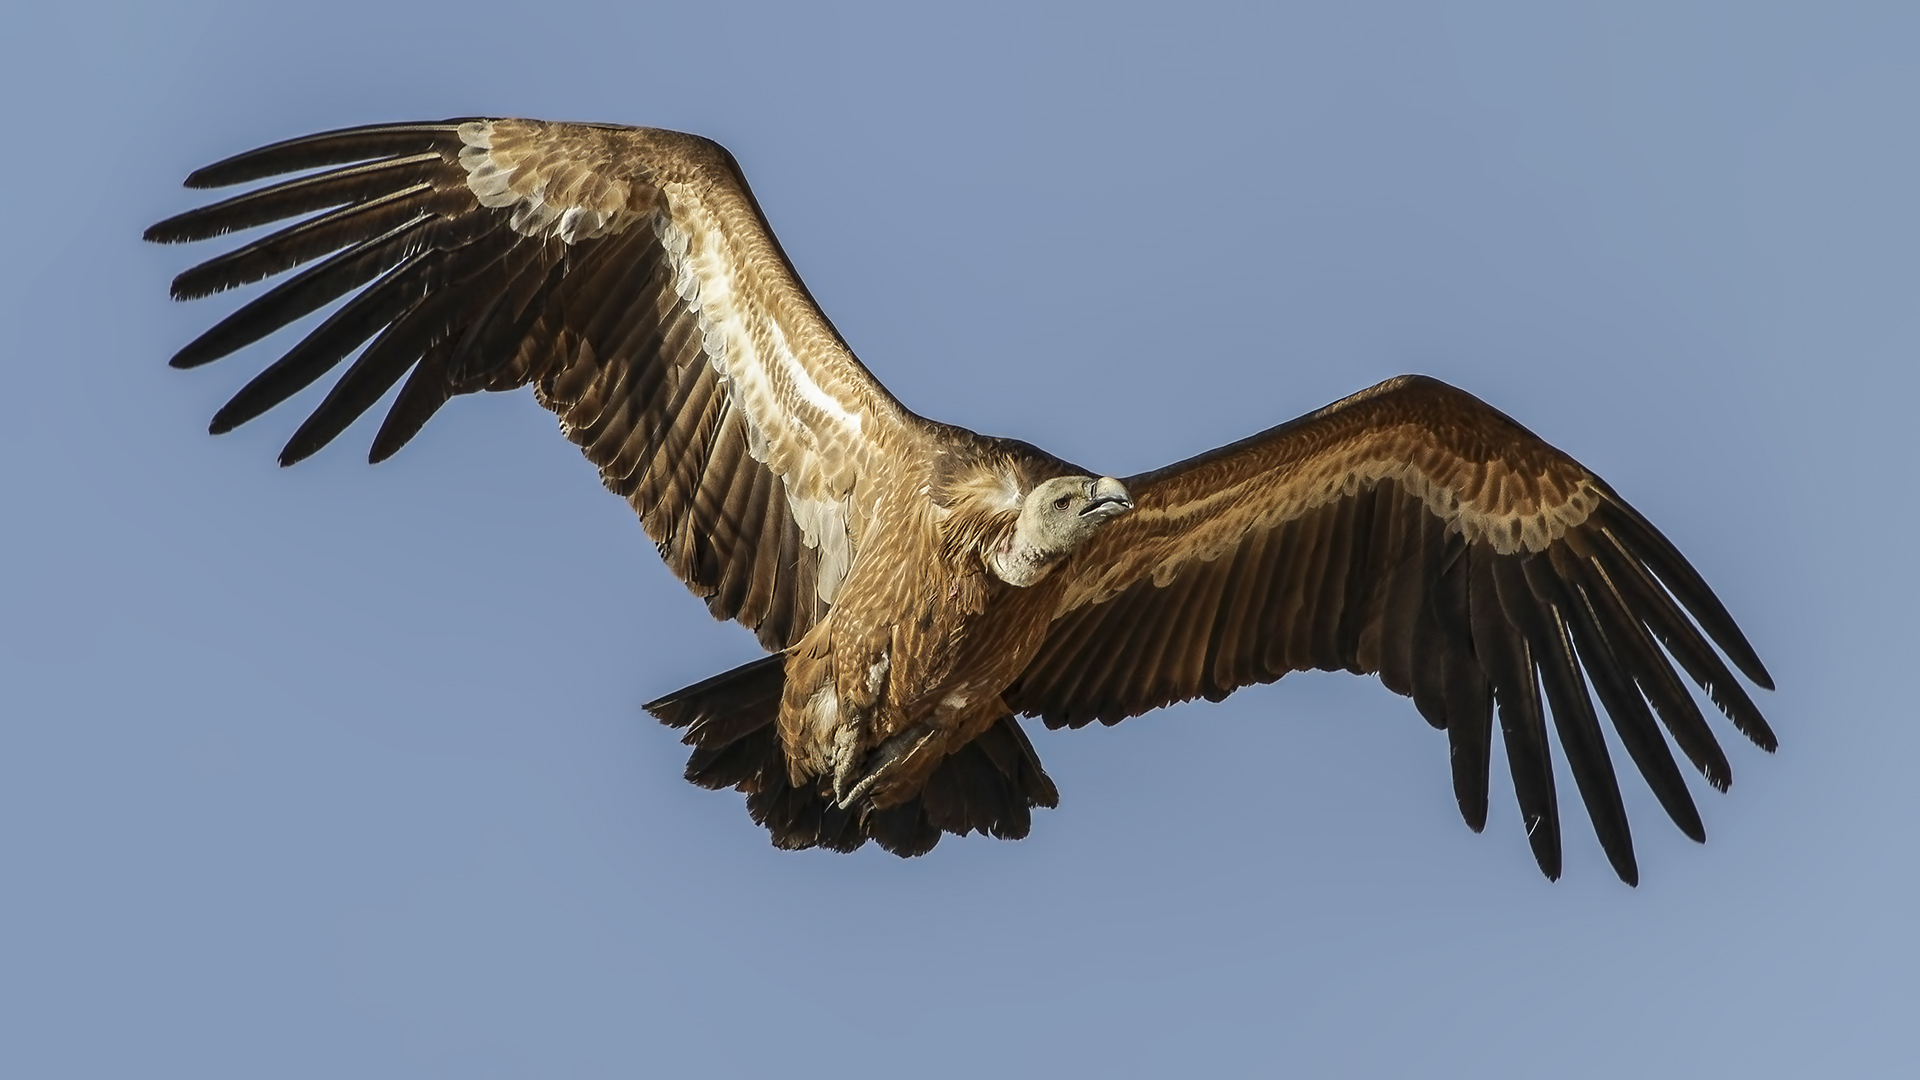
[989,475,1134,586]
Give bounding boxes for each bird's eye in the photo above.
[1054,495,1073,511]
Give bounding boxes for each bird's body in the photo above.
[149,117,1776,881]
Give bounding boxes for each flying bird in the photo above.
[147,118,1776,883]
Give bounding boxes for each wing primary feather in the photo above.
[1405,516,1457,732]
[1441,652,1494,834]
[1372,488,1425,699]
[1596,499,1774,691]
[207,250,434,436]
[1591,527,1778,753]
[1434,535,1492,833]
[169,215,436,369]
[1470,550,1562,881]
[1576,537,1736,791]
[167,183,459,300]
[275,232,518,464]
[1514,555,1638,885]
[146,153,447,244]
[174,206,498,377]
[1549,545,1706,842]
[182,121,471,189]
[279,313,430,465]
[205,212,510,442]
[1407,591,1452,732]
[369,338,457,463]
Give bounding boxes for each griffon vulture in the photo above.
[146,118,1776,883]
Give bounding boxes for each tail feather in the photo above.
[646,657,1059,856]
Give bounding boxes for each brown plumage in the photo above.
[147,118,1776,882]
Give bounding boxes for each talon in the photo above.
[835,765,887,811]
[833,723,937,810]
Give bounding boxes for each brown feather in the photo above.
[1010,376,1771,883]
[154,121,1774,881]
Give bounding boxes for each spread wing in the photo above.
[1007,375,1775,884]
[148,119,929,650]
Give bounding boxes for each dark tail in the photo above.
[646,657,1060,857]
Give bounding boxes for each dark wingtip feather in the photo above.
[369,345,456,464]
[151,153,450,248]
[144,217,194,245]
[168,269,220,302]
[1532,830,1563,882]
[172,345,215,371]
[182,120,474,189]
[1452,754,1489,834]
[1596,497,1776,692]
[164,185,446,303]
[278,431,323,468]
[209,388,267,436]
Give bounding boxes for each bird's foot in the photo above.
[833,723,937,810]
[829,723,865,807]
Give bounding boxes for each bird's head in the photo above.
[990,474,1134,586]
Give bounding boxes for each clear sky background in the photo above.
[3,1,1915,1076]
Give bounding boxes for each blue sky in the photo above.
[4,1,1916,1075]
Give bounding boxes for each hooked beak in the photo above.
[1080,477,1134,517]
